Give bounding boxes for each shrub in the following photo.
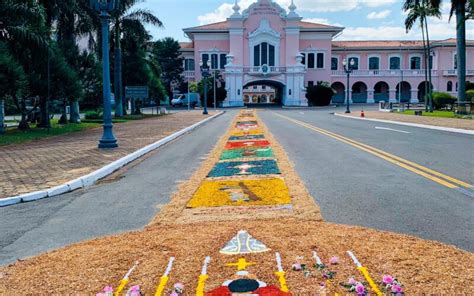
[466,90,474,102]
[432,92,456,110]
[306,81,335,106]
[85,109,103,120]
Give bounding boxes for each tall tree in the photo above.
[111,0,163,116]
[427,0,472,112]
[152,38,184,104]
[404,0,441,112]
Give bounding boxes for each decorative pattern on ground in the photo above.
[187,178,291,208]
[220,148,274,160]
[188,111,290,209]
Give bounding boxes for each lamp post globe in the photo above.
[200,59,209,115]
[91,0,119,148]
[343,58,354,114]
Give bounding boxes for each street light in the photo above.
[343,58,355,114]
[91,0,119,148]
[199,59,209,115]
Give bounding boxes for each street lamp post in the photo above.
[200,60,209,115]
[343,58,355,114]
[91,0,119,149]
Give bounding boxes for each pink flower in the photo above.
[169,292,179,296]
[391,284,403,293]
[96,286,113,296]
[355,283,365,294]
[329,256,339,265]
[383,275,394,284]
[127,285,141,296]
[292,263,302,271]
[348,277,357,285]
[104,286,113,292]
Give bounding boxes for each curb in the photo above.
[0,111,225,207]
[334,113,474,135]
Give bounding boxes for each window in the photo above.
[317,53,324,69]
[390,57,401,70]
[429,55,433,70]
[211,54,218,69]
[220,54,227,70]
[301,53,306,65]
[410,56,421,70]
[454,53,457,69]
[308,53,315,68]
[253,86,257,90]
[369,57,380,70]
[447,81,453,92]
[348,57,359,70]
[308,81,314,87]
[253,43,276,67]
[202,54,209,67]
[331,57,338,70]
[184,59,195,71]
[262,85,266,90]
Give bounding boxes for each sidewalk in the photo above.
[345,111,474,130]
[0,111,215,199]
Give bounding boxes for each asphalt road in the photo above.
[259,107,473,251]
[0,111,235,266]
[1,106,472,266]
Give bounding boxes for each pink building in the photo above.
[179,0,474,107]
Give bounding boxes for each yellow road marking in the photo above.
[274,113,473,190]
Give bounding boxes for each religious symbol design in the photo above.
[220,230,270,255]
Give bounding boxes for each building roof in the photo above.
[332,38,474,50]
[183,20,343,34]
[179,42,194,49]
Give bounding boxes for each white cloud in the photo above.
[367,10,391,20]
[197,0,399,24]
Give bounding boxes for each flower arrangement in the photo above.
[341,278,368,296]
[170,282,184,296]
[207,160,280,178]
[380,275,405,295]
[125,285,142,296]
[220,148,274,160]
[224,140,270,150]
[96,286,113,296]
[291,256,312,278]
[231,129,264,137]
[228,134,265,141]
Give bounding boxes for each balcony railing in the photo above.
[242,66,288,74]
[183,71,195,78]
[443,69,474,76]
[331,69,440,77]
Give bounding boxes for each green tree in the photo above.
[152,38,184,103]
[404,0,441,112]
[111,0,163,116]
[197,71,227,107]
[426,0,473,113]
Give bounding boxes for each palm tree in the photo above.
[111,0,163,116]
[427,0,472,113]
[404,0,441,112]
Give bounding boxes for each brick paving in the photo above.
[347,111,474,130]
[0,111,215,199]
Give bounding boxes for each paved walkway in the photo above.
[0,111,213,199]
[346,110,474,130]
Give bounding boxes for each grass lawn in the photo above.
[397,110,472,119]
[0,120,101,146]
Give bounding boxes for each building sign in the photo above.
[251,4,280,16]
[125,86,149,99]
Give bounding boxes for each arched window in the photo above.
[253,42,275,67]
[369,57,380,70]
[447,81,453,92]
[410,56,421,70]
[331,57,338,70]
[454,53,458,69]
[390,57,401,70]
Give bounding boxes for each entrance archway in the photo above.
[331,82,345,103]
[352,81,368,103]
[418,81,433,102]
[243,80,284,106]
[396,81,412,103]
[374,81,389,103]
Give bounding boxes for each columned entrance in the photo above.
[243,80,284,106]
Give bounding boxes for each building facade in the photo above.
[180,0,474,107]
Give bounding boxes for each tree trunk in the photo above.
[18,112,30,131]
[114,21,124,117]
[421,20,429,111]
[456,1,467,112]
[38,97,51,128]
[0,99,5,134]
[69,99,81,123]
[59,99,68,124]
[424,17,433,112]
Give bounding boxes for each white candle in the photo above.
[163,257,175,277]
[124,261,139,280]
[347,251,362,267]
[275,252,283,272]
[201,256,211,275]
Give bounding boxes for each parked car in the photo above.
[171,94,198,107]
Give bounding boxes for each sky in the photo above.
[135,0,474,42]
